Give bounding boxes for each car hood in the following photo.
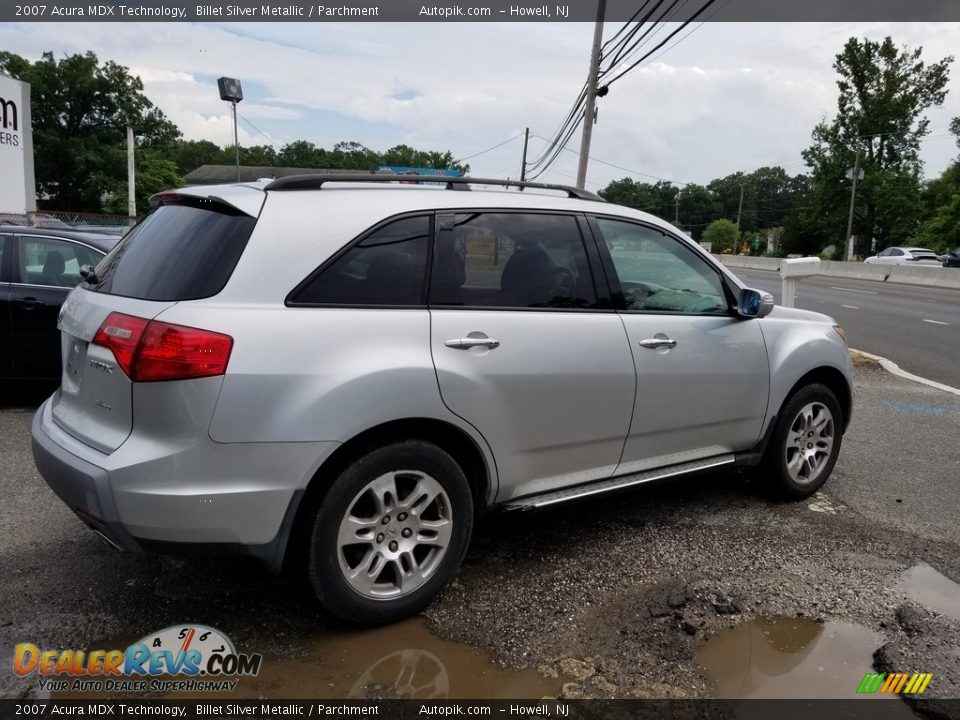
[768,305,835,324]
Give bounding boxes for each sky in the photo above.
[0,21,958,191]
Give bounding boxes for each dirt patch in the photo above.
[851,350,883,369]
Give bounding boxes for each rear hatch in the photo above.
[52,195,258,453]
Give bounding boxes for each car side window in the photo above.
[429,212,597,309]
[291,215,430,306]
[593,218,729,314]
[20,236,99,288]
[889,248,903,256]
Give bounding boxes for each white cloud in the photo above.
[0,20,957,186]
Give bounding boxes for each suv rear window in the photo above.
[87,199,256,301]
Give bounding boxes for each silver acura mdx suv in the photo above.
[32,175,853,623]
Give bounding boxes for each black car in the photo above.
[1,226,120,381]
[942,248,960,268]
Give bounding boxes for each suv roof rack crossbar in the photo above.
[264,174,606,202]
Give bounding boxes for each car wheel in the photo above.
[308,440,473,624]
[762,384,843,500]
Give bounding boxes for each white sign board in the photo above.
[0,72,36,214]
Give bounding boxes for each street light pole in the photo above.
[231,99,239,182]
[217,77,244,183]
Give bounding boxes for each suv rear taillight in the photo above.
[93,312,233,382]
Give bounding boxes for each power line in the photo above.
[602,0,689,77]
[526,120,585,181]
[604,0,721,87]
[525,83,588,172]
[531,134,690,185]
[454,132,526,163]
[237,113,278,147]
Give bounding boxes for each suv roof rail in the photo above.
[263,173,606,202]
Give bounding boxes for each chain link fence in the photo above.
[0,210,135,236]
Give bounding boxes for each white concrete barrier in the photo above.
[887,264,960,289]
[714,254,960,290]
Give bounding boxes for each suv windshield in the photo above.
[86,198,256,301]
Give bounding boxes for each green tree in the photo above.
[0,51,181,212]
[702,219,738,253]
[380,144,468,174]
[676,183,720,238]
[801,37,952,255]
[101,151,183,215]
[598,178,679,221]
[170,139,228,175]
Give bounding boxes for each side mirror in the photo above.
[738,288,775,318]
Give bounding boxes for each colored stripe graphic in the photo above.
[857,672,932,694]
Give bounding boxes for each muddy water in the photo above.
[57,618,562,700]
[896,562,960,622]
[222,618,562,700]
[696,616,910,706]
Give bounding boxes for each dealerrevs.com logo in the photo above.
[14,625,262,693]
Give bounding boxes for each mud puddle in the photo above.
[53,618,563,700]
[896,563,960,621]
[230,618,562,699]
[696,616,910,709]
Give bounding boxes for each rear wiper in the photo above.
[79,265,100,284]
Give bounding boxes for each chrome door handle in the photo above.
[639,337,677,349]
[445,338,501,350]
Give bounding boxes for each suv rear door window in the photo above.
[429,212,597,309]
[290,215,430,306]
[87,199,256,301]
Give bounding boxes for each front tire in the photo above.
[308,441,473,624]
[762,384,843,500]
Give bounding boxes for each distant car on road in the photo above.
[863,247,942,266]
[0,226,119,382]
[940,248,960,268]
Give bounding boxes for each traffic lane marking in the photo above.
[841,305,859,309]
[922,319,950,326]
[831,286,879,295]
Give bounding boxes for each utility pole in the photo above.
[845,152,863,261]
[576,0,606,189]
[734,184,744,254]
[519,127,529,184]
[675,190,680,224]
[126,124,136,225]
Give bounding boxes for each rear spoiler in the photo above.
[149,185,266,218]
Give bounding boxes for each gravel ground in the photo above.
[2,363,959,707]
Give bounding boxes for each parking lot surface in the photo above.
[2,361,959,710]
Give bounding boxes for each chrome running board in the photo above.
[503,455,736,510]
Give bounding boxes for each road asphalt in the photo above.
[729,267,960,389]
[2,359,959,707]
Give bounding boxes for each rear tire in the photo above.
[762,384,843,500]
[308,441,473,624]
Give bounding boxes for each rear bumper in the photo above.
[31,397,338,571]
[31,401,141,553]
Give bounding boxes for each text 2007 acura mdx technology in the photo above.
[32,175,853,623]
